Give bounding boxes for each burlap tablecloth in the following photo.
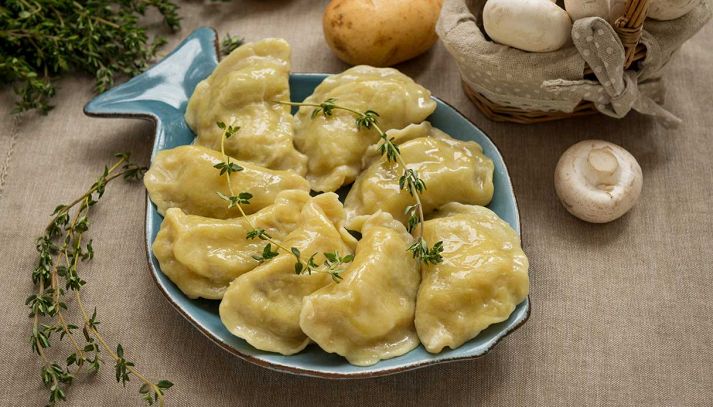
[1,1,711,405]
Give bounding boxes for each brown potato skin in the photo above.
[323,0,442,67]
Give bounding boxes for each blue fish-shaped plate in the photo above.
[84,27,530,379]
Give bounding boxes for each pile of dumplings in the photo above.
[144,38,530,366]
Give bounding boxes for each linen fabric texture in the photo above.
[0,1,712,405]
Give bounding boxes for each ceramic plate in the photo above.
[84,27,530,378]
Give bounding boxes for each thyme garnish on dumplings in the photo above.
[276,99,445,265]
[214,121,352,282]
[27,153,173,406]
[220,34,245,56]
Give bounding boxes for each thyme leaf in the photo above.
[213,161,244,175]
[220,34,244,56]
[252,243,280,262]
[309,97,337,119]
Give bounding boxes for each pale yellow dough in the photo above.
[300,212,420,366]
[293,66,436,192]
[344,122,494,229]
[144,145,309,219]
[219,193,357,355]
[415,203,529,354]
[185,38,308,174]
[152,190,311,300]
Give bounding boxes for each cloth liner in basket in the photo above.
[437,0,711,126]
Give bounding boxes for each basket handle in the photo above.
[613,0,650,67]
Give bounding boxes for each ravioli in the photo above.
[185,38,307,174]
[415,203,529,354]
[344,122,494,229]
[144,145,309,219]
[152,190,310,300]
[219,193,357,355]
[300,212,420,366]
[293,65,437,192]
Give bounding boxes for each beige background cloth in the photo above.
[1,1,712,405]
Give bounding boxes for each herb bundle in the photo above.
[0,0,181,114]
[213,121,353,282]
[277,99,444,265]
[28,153,172,406]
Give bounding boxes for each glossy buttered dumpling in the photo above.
[300,212,420,366]
[219,193,357,355]
[185,38,307,174]
[344,122,494,229]
[293,65,437,192]
[415,203,529,353]
[152,190,310,300]
[144,145,309,219]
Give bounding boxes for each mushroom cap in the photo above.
[554,140,643,223]
[483,0,572,53]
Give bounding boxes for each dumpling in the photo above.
[144,145,309,218]
[152,190,310,300]
[415,203,529,353]
[299,212,420,366]
[219,193,357,355]
[344,122,494,229]
[293,66,436,192]
[185,38,307,174]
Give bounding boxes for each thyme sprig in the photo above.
[214,121,351,282]
[1,0,181,114]
[28,153,172,406]
[276,99,444,265]
[220,34,244,56]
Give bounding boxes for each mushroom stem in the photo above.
[585,147,619,191]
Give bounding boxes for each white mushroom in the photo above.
[483,0,573,53]
[554,140,643,223]
[647,0,699,20]
[564,0,611,21]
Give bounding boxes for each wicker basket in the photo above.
[464,0,650,124]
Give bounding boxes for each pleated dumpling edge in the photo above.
[218,193,358,355]
[300,211,421,366]
[415,203,529,354]
[185,38,308,175]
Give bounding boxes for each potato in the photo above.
[322,0,442,67]
[483,0,572,53]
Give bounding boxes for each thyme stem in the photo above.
[276,99,443,264]
[73,291,165,407]
[28,153,171,406]
[214,121,351,281]
[44,156,128,232]
[217,124,301,258]
[367,120,426,242]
